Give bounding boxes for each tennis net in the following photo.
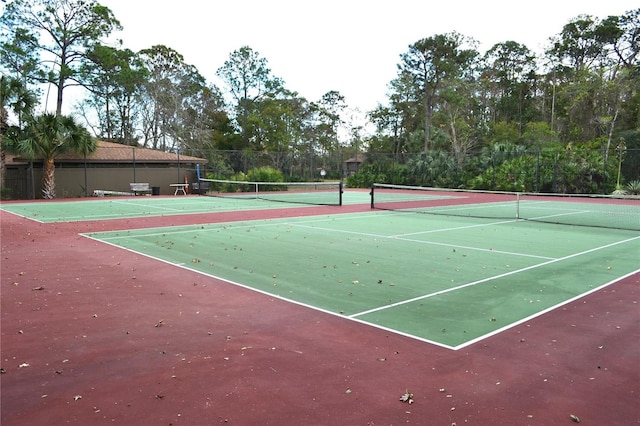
[197,178,343,206]
[371,183,640,231]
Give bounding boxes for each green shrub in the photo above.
[0,187,12,200]
[626,180,640,195]
[345,162,404,188]
[247,167,285,192]
[247,166,284,183]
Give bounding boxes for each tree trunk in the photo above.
[0,145,6,192]
[0,107,7,191]
[424,89,431,151]
[42,157,56,199]
[604,108,618,162]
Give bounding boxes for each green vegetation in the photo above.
[1,1,638,197]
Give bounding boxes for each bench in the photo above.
[130,182,152,195]
[93,190,133,197]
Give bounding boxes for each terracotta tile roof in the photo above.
[13,140,207,164]
[72,140,206,164]
[344,154,366,163]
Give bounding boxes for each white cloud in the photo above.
[57,0,640,115]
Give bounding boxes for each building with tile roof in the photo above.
[3,141,207,199]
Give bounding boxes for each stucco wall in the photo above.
[7,164,200,199]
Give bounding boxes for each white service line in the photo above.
[289,220,555,260]
[348,234,640,319]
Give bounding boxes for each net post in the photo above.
[339,182,343,206]
[370,184,375,209]
[516,192,520,219]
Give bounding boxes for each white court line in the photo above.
[81,230,454,351]
[289,220,555,260]
[0,208,46,223]
[49,199,293,221]
[414,201,517,215]
[82,218,639,351]
[98,212,558,261]
[94,211,384,239]
[393,218,519,237]
[453,268,640,350]
[109,199,196,212]
[348,235,640,319]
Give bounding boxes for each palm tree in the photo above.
[15,113,96,198]
[1,75,37,194]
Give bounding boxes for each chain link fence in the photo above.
[190,147,639,194]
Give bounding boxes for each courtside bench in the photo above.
[130,182,152,195]
[93,189,132,197]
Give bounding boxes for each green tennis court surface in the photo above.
[85,211,640,349]
[0,191,381,223]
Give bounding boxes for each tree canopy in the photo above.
[1,1,638,196]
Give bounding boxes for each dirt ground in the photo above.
[1,202,638,425]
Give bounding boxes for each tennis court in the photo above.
[2,184,639,425]
[85,205,639,349]
[0,190,367,223]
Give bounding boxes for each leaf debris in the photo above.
[399,391,414,404]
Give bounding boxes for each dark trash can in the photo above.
[152,186,160,196]
[192,182,209,195]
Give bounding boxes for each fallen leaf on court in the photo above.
[32,286,44,291]
[19,363,29,368]
[74,395,82,401]
[570,414,580,423]
[399,391,414,404]
[155,320,163,327]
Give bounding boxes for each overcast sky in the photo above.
[0,0,624,119]
[95,0,636,114]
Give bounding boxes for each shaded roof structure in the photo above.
[60,141,207,164]
[10,140,207,165]
[343,154,366,164]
